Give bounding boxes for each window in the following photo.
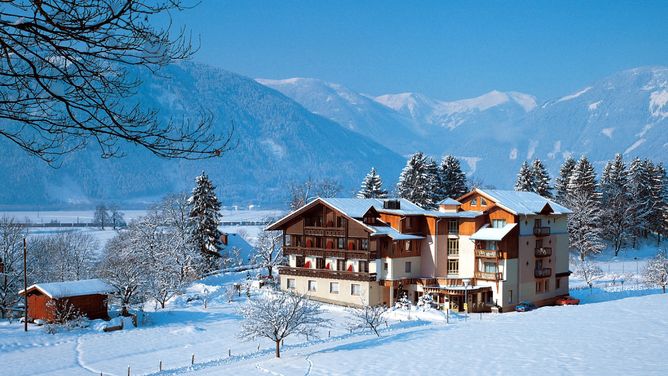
[534,218,542,228]
[448,259,459,275]
[483,262,498,273]
[337,259,346,271]
[492,219,506,228]
[285,234,292,246]
[480,198,487,206]
[405,240,411,252]
[287,278,296,289]
[316,258,325,269]
[536,238,543,248]
[556,278,561,289]
[337,238,344,249]
[361,239,369,250]
[308,280,317,292]
[384,262,388,271]
[486,241,497,250]
[296,256,305,268]
[471,198,478,206]
[536,281,543,293]
[404,216,413,229]
[405,261,412,273]
[447,239,459,256]
[508,290,513,303]
[359,261,369,273]
[330,282,339,294]
[448,220,458,235]
[544,279,550,292]
[351,284,361,296]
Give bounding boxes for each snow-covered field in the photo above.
[1,265,666,376]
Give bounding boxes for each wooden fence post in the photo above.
[191,354,195,365]
[159,360,162,371]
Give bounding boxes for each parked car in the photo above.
[555,296,580,306]
[515,301,537,312]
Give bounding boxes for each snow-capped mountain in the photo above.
[259,67,668,189]
[0,63,405,207]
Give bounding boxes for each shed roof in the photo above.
[19,279,114,299]
[475,189,572,215]
[369,226,425,240]
[470,223,517,241]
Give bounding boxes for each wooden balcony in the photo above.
[474,271,503,281]
[279,266,377,281]
[534,247,552,258]
[534,268,552,278]
[533,227,550,237]
[284,246,374,260]
[474,249,499,258]
[303,226,345,237]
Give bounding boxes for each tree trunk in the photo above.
[663,285,666,294]
[275,340,280,358]
[268,265,273,278]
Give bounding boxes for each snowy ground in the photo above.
[1,264,666,376]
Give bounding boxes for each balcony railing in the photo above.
[474,271,503,281]
[534,247,552,257]
[533,227,550,237]
[534,268,552,278]
[279,266,377,281]
[303,226,345,237]
[284,246,374,260]
[474,249,499,258]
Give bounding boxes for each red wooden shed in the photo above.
[19,279,114,322]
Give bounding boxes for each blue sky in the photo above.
[174,0,668,101]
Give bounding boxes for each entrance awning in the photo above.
[423,285,492,296]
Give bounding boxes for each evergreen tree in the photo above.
[188,171,223,273]
[356,167,388,199]
[628,158,655,244]
[600,154,633,256]
[532,159,553,198]
[567,155,598,199]
[396,152,439,209]
[649,163,668,244]
[437,155,468,200]
[567,192,605,261]
[555,156,576,203]
[514,161,535,192]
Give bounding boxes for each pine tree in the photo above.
[567,155,598,199]
[555,156,576,203]
[437,155,468,200]
[649,163,668,244]
[600,154,633,256]
[567,192,605,261]
[514,161,535,192]
[356,167,388,199]
[532,159,553,198]
[188,171,223,273]
[396,152,439,209]
[628,158,655,244]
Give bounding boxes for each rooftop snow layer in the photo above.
[20,279,114,299]
[470,223,517,241]
[478,189,572,215]
[369,226,425,240]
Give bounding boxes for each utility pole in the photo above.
[23,237,28,332]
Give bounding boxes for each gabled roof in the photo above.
[470,223,517,241]
[437,198,462,205]
[265,197,376,232]
[459,189,572,215]
[19,279,114,299]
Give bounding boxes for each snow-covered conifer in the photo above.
[628,158,655,244]
[532,159,553,198]
[514,161,535,192]
[438,155,468,199]
[555,156,576,203]
[649,163,668,244]
[238,291,327,358]
[357,167,388,199]
[600,154,634,256]
[566,192,605,261]
[567,155,598,199]
[0,217,27,319]
[397,152,439,209]
[189,171,223,273]
[644,250,668,293]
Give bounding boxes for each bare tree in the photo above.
[252,231,284,277]
[238,291,327,358]
[289,178,342,210]
[644,250,668,293]
[0,0,232,163]
[0,217,27,319]
[346,296,388,337]
[93,205,111,230]
[29,232,98,283]
[109,205,126,229]
[574,259,604,293]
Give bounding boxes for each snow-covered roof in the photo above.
[477,189,572,215]
[470,223,517,241]
[369,226,425,240]
[438,198,461,205]
[220,233,254,264]
[19,279,114,299]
